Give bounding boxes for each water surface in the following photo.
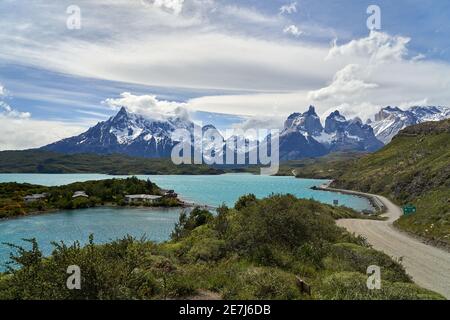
[0,173,372,269]
[0,173,371,209]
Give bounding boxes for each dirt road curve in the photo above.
[333,189,450,299]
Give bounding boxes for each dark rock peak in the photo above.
[305,105,317,115]
[383,106,403,112]
[287,112,302,120]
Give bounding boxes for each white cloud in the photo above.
[103,92,190,121]
[0,1,331,92]
[221,5,280,25]
[1,32,330,92]
[0,101,31,119]
[0,84,87,150]
[231,116,284,132]
[326,31,410,63]
[280,2,297,15]
[0,84,31,119]
[187,91,313,116]
[321,102,380,123]
[398,98,429,109]
[283,25,303,37]
[0,1,449,134]
[307,64,378,101]
[0,116,85,151]
[141,0,185,15]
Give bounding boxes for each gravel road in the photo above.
[333,189,450,299]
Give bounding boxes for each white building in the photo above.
[125,194,162,204]
[23,193,48,203]
[72,191,89,199]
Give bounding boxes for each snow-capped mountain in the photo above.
[279,106,383,160]
[279,106,328,160]
[41,104,448,162]
[42,107,195,158]
[370,106,450,144]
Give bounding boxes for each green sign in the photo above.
[403,205,417,215]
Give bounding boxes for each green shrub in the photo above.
[317,272,444,300]
[222,267,301,300]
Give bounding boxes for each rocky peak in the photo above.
[284,105,323,136]
[374,106,403,121]
[324,110,347,134]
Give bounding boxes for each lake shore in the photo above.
[311,181,383,214]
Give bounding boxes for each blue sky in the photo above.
[0,0,449,149]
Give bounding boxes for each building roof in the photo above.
[72,191,88,198]
[125,194,162,200]
[24,193,47,199]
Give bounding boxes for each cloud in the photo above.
[0,116,85,151]
[188,29,450,122]
[283,25,303,37]
[0,1,330,92]
[307,64,378,101]
[231,116,284,132]
[326,31,410,63]
[280,2,297,15]
[187,91,312,116]
[0,101,31,119]
[103,92,190,121]
[304,31,450,121]
[2,32,330,92]
[0,1,450,135]
[141,0,185,15]
[221,5,281,25]
[321,102,380,123]
[0,83,86,150]
[0,84,31,119]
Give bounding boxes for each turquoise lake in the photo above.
[0,173,372,269]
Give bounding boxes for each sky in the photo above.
[0,0,449,150]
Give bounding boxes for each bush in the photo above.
[317,272,444,300]
[171,208,213,240]
[225,195,342,260]
[222,267,301,300]
[326,243,410,283]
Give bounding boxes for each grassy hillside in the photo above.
[332,119,450,246]
[0,194,442,300]
[0,150,224,175]
[290,152,366,179]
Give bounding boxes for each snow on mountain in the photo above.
[371,106,450,143]
[279,106,383,160]
[283,106,323,137]
[41,104,449,162]
[43,107,194,158]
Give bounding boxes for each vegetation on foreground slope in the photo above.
[0,195,443,300]
[0,177,180,219]
[330,119,450,247]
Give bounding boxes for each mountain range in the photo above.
[279,106,384,160]
[370,105,450,144]
[44,107,188,158]
[42,105,450,161]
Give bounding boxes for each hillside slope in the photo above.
[332,119,450,246]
